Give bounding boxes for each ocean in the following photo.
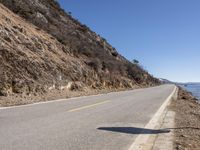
[181,83,200,101]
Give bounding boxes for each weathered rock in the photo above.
[70,82,83,91]
[34,12,48,24]
[0,2,160,98]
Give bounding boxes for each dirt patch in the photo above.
[0,86,139,107]
[0,3,160,100]
[170,87,200,150]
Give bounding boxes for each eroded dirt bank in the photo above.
[0,2,160,105]
[0,86,139,107]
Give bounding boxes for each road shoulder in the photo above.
[170,87,200,149]
[129,85,177,150]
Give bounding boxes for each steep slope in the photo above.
[0,4,91,96]
[0,1,160,99]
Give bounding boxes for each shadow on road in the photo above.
[97,127,171,135]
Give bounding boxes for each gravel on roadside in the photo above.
[170,87,200,150]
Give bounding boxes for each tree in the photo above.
[132,59,139,65]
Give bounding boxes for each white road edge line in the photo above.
[0,85,157,110]
[0,93,106,110]
[128,85,177,150]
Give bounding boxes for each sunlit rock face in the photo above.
[0,1,160,97]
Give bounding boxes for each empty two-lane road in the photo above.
[0,85,175,150]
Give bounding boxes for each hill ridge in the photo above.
[0,0,160,105]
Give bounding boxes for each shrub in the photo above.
[78,24,89,33]
[78,48,93,57]
[132,59,139,64]
[87,59,101,72]
[126,63,144,83]
[111,51,118,57]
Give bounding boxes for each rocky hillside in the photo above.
[0,0,160,98]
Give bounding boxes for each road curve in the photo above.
[0,84,175,150]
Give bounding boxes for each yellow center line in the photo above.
[68,100,110,112]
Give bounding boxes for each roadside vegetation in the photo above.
[0,0,160,105]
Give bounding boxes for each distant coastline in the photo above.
[160,79,200,101]
[179,83,200,101]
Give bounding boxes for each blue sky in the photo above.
[58,0,200,82]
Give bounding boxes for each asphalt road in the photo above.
[0,84,175,150]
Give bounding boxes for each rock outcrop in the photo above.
[0,1,160,98]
